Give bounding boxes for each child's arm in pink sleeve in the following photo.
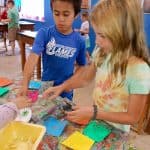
[0,102,18,129]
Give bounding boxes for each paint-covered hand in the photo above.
[66,105,93,125]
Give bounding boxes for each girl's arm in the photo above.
[96,94,148,125]
[66,94,148,125]
[63,63,96,91]
[66,61,149,125]
[43,63,96,99]
[0,102,18,129]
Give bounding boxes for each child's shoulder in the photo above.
[37,26,56,37]
[39,26,55,32]
[127,56,150,74]
[128,56,149,66]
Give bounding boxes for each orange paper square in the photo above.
[0,77,13,87]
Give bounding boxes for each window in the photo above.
[16,0,44,21]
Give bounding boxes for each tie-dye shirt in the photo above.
[92,53,150,132]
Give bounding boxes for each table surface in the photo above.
[17,30,41,79]
[0,20,35,26]
[19,21,35,25]
[0,78,132,150]
[17,30,37,38]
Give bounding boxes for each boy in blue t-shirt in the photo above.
[20,0,86,100]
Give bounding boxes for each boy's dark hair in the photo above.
[50,0,82,16]
[7,0,15,5]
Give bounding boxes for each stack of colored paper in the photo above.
[28,80,41,90]
[83,121,112,142]
[62,131,94,150]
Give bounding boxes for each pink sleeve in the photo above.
[0,102,18,129]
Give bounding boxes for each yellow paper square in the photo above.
[61,131,94,150]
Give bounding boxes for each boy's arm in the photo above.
[20,53,40,96]
[1,18,11,23]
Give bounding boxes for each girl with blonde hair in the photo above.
[44,0,150,148]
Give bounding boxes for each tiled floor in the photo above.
[0,41,150,150]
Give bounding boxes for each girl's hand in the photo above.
[66,105,93,125]
[42,85,65,100]
[12,96,32,109]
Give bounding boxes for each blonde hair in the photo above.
[91,0,150,85]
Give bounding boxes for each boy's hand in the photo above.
[12,96,32,109]
[18,86,28,96]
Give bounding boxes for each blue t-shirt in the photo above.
[32,26,86,100]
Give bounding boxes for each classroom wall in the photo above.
[23,0,150,53]
[22,0,97,54]
[144,14,150,50]
[21,0,53,30]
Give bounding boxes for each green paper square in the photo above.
[0,87,9,96]
[83,120,112,142]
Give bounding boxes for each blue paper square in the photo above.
[28,80,41,90]
[44,116,68,137]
